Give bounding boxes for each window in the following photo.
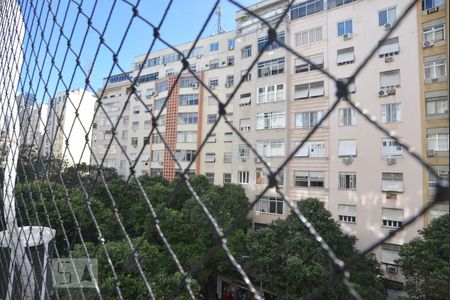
[258,32,285,52]
[290,0,324,21]
[338,205,356,223]
[422,0,445,11]
[294,141,326,157]
[202,132,215,143]
[294,82,325,100]
[132,121,139,130]
[429,203,449,221]
[239,144,251,157]
[294,171,324,188]
[256,111,286,129]
[162,53,180,64]
[241,70,252,82]
[177,131,197,143]
[337,20,353,36]
[381,103,401,123]
[165,68,176,77]
[382,208,403,228]
[380,70,401,89]
[136,72,159,84]
[338,140,357,156]
[227,56,235,66]
[382,173,404,193]
[257,84,286,103]
[147,57,160,67]
[423,19,445,44]
[133,106,140,114]
[121,130,128,139]
[339,172,356,190]
[254,195,284,214]
[424,55,447,80]
[239,93,252,107]
[256,140,285,157]
[381,243,401,266]
[223,173,232,184]
[178,112,198,124]
[224,132,233,142]
[228,39,235,49]
[240,118,251,131]
[131,137,138,147]
[122,116,129,125]
[209,77,219,87]
[143,137,150,145]
[337,47,355,65]
[209,59,220,70]
[426,90,448,119]
[378,7,396,26]
[327,0,355,8]
[427,127,449,155]
[258,57,285,77]
[295,26,322,46]
[241,45,252,58]
[238,171,249,184]
[156,80,169,92]
[295,111,324,128]
[144,121,151,129]
[179,77,198,88]
[294,54,324,72]
[210,42,219,52]
[175,149,196,162]
[378,37,400,57]
[154,98,165,111]
[156,115,166,126]
[226,75,234,86]
[338,108,356,126]
[152,133,164,144]
[205,153,216,163]
[382,138,403,156]
[207,114,217,124]
[179,94,198,106]
[428,167,449,195]
[204,173,215,184]
[224,152,232,163]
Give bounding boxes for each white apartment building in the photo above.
[43,89,95,165]
[91,0,448,286]
[17,93,48,149]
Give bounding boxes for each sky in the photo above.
[17,0,257,102]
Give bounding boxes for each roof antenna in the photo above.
[212,3,225,35]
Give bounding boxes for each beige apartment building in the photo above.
[91,0,449,287]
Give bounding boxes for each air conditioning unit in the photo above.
[423,40,435,48]
[378,90,389,97]
[385,56,394,63]
[386,158,396,165]
[386,192,398,200]
[427,7,439,14]
[221,61,226,65]
[343,33,352,40]
[228,45,234,50]
[192,83,199,89]
[343,156,353,165]
[387,88,396,95]
[386,265,398,274]
[384,23,392,29]
[428,149,436,157]
[225,83,231,88]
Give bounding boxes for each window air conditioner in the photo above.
[423,40,435,48]
[428,149,436,157]
[343,33,352,40]
[221,61,226,65]
[192,83,199,89]
[342,156,353,165]
[378,90,389,97]
[387,88,396,95]
[209,85,216,90]
[386,265,398,274]
[385,56,394,63]
[228,45,234,50]
[427,7,439,14]
[255,157,261,163]
[386,158,396,165]
[225,83,231,88]
[384,23,392,29]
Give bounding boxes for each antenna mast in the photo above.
[213,3,225,35]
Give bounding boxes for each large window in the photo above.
[239,144,251,157]
[178,94,198,106]
[422,0,445,11]
[382,173,404,193]
[295,26,322,46]
[258,32,285,52]
[179,77,198,88]
[338,204,356,223]
[381,103,401,123]
[257,57,285,77]
[327,0,355,9]
[209,59,220,70]
[338,108,356,126]
[428,166,448,195]
[427,127,449,155]
[205,173,215,183]
[382,138,403,156]
[239,93,252,106]
[177,131,197,143]
[378,7,396,26]
[339,172,356,190]
[423,19,445,44]
[178,112,198,124]
[294,54,324,73]
[294,141,326,157]
[290,0,324,21]
[378,37,400,57]
[295,111,324,128]
[136,72,159,84]
[256,140,285,157]
[256,111,286,129]
[337,20,353,36]
[257,84,285,103]
[254,196,283,214]
[175,149,196,162]
[223,173,232,184]
[205,153,216,163]
[224,152,232,163]
[424,55,447,80]
[294,82,325,100]
[382,208,403,228]
[294,171,325,188]
[426,90,448,119]
[151,150,163,162]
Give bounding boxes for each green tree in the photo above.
[397,214,448,299]
[245,198,386,299]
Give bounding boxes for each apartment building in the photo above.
[43,89,95,165]
[416,0,449,223]
[91,0,448,286]
[16,93,48,149]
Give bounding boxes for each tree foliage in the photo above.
[397,214,449,299]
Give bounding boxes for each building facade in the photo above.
[91,0,449,286]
